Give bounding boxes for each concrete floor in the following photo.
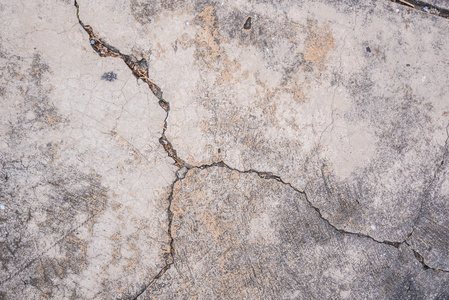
[1,0,449,298]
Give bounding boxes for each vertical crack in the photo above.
[74,0,184,168]
[73,1,184,298]
[131,176,180,299]
[73,1,449,297]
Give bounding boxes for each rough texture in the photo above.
[141,166,449,299]
[77,0,449,241]
[423,0,449,11]
[1,0,449,299]
[408,131,449,271]
[0,1,176,299]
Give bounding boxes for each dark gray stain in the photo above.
[435,293,449,300]
[0,49,109,295]
[243,16,252,30]
[392,275,424,300]
[101,71,117,81]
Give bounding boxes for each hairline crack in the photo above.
[73,1,448,298]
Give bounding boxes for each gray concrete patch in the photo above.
[140,166,449,299]
[1,0,449,298]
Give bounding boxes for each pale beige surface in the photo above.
[1,0,449,299]
[78,0,449,241]
[0,1,176,298]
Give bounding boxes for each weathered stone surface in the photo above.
[140,166,449,299]
[163,0,449,243]
[408,140,449,271]
[76,0,449,242]
[1,0,449,298]
[0,1,176,299]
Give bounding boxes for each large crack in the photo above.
[74,2,183,299]
[74,1,185,169]
[134,158,448,297]
[73,1,448,298]
[188,161,449,274]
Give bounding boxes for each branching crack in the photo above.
[73,1,448,298]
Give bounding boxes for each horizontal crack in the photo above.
[73,1,448,298]
[188,161,449,273]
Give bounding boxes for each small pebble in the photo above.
[90,39,95,45]
[185,21,190,26]
[0,204,5,210]
[370,225,376,230]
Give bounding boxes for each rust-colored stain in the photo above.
[193,6,241,83]
[195,6,220,59]
[304,20,335,71]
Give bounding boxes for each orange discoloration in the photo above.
[304,20,335,71]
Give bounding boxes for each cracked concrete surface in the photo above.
[1,0,449,299]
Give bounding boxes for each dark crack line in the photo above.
[389,0,449,18]
[74,1,183,298]
[404,241,449,273]
[188,161,403,248]
[130,176,180,300]
[185,161,449,273]
[73,1,448,298]
[74,0,184,169]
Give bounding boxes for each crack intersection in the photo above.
[73,1,449,298]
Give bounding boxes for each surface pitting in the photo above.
[0,0,449,298]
